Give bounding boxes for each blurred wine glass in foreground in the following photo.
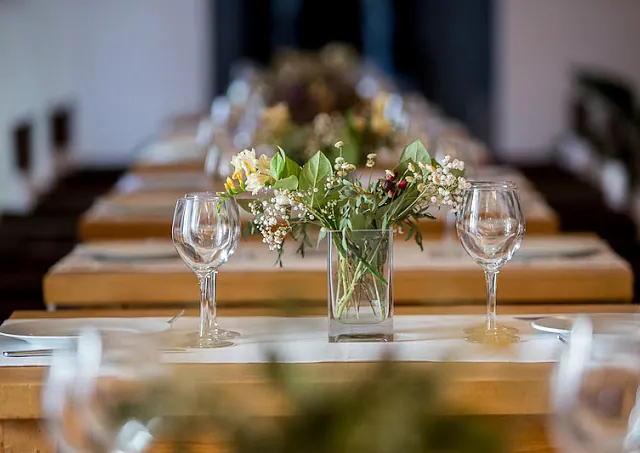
[456,181,526,344]
[43,331,169,453]
[552,317,640,453]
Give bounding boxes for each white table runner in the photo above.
[0,315,569,367]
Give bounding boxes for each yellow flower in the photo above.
[224,177,236,192]
[262,103,290,133]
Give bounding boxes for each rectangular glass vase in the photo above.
[327,229,394,342]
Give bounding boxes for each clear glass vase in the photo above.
[327,229,394,342]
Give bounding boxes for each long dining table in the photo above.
[43,234,632,310]
[0,304,639,453]
[78,181,559,242]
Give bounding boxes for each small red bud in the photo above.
[397,180,408,190]
[381,179,395,192]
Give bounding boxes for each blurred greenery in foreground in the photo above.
[112,360,505,453]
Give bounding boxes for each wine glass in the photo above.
[172,193,238,348]
[456,181,526,344]
[43,330,169,453]
[551,317,640,453]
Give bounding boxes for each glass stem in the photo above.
[208,270,219,333]
[484,270,498,330]
[198,271,219,340]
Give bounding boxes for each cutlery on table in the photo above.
[167,309,185,326]
[3,311,187,358]
[512,316,546,321]
[4,348,189,357]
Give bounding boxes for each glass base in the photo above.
[218,328,240,339]
[185,333,233,348]
[464,323,518,334]
[464,324,520,344]
[329,317,394,343]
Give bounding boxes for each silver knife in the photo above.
[4,348,189,357]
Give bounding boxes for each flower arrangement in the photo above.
[258,91,405,166]
[264,46,360,124]
[222,139,466,331]
[223,139,466,254]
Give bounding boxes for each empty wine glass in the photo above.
[44,330,169,453]
[551,317,640,453]
[172,193,238,348]
[456,181,526,344]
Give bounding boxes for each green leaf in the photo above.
[400,139,430,164]
[316,227,327,249]
[270,148,286,179]
[283,154,302,179]
[299,151,332,191]
[273,175,299,190]
[272,146,302,180]
[236,198,255,213]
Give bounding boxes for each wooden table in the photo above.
[1,304,639,452]
[130,135,207,174]
[78,184,559,242]
[44,235,633,309]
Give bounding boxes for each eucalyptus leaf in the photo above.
[273,175,299,190]
[283,154,302,179]
[400,139,430,164]
[270,148,286,179]
[299,151,332,191]
[236,198,255,213]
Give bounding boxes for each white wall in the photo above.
[72,0,212,164]
[0,0,212,212]
[495,0,640,162]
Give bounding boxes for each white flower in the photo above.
[406,175,415,183]
[408,162,416,172]
[367,153,377,159]
[257,154,271,174]
[275,194,290,206]
[334,140,344,149]
[231,148,258,176]
[245,172,271,194]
